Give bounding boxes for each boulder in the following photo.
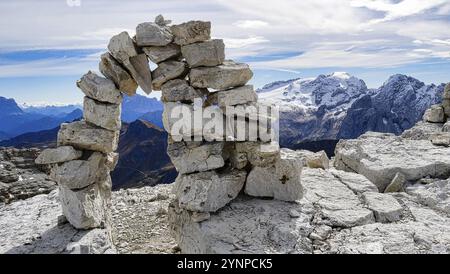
[50,152,109,190]
[173,170,246,212]
[35,146,82,165]
[190,60,253,90]
[235,142,279,167]
[423,105,445,123]
[430,132,450,147]
[57,121,119,153]
[401,121,444,140]
[384,172,406,193]
[154,14,171,27]
[181,39,225,68]
[83,97,121,131]
[59,183,109,230]
[135,22,173,47]
[291,150,329,169]
[108,32,152,94]
[362,192,403,223]
[443,99,450,117]
[245,149,303,202]
[406,179,450,214]
[152,61,188,90]
[167,141,224,174]
[143,44,181,64]
[161,79,206,102]
[334,132,450,191]
[99,52,138,96]
[329,169,379,193]
[216,85,258,107]
[76,71,122,104]
[443,121,450,132]
[170,21,211,46]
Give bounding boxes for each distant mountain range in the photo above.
[258,72,445,147]
[0,94,163,140]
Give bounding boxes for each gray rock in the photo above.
[216,85,258,107]
[128,54,153,94]
[429,132,450,147]
[293,150,329,169]
[143,44,181,64]
[83,96,121,131]
[362,192,403,223]
[108,32,152,94]
[50,152,109,190]
[171,21,211,46]
[245,148,304,202]
[443,121,450,132]
[167,141,224,174]
[59,183,110,230]
[334,132,450,191]
[136,22,173,47]
[57,121,119,153]
[76,71,122,104]
[235,142,279,167]
[384,172,406,193]
[330,169,379,193]
[190,60,253,90]
[173,170,246,212]
[35,146,82,165]
[161,79,206,102]
[401,121,444,140]
[407,179,450,214]
[423,105,445,123]
[442,99,450,117]
[155,14,171,27]
[99,52,138,96]
[152,61,188,90]
[181,39,225,68]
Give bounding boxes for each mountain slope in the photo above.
[258,73,444,146]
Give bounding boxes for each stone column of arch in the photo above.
[36,16,310,250]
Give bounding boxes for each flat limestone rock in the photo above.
[334,132,450,192]
[173,170,246,212]
[216,85,257,107]
[181,39,225,68]
[35,146,82,165]
[170,21,211,46]
[362,192,403,223]
[161,79,206,102]
[429,132,450,147]
[57,121,119,154]
[190,60,253,90]
[108,32,152,94]
[136,22,173,47]
[245,148,304,202]
[143,44,181,64]
[83,97,121,131]
[401,121,444,140]
[76,71,122,104]
[167,141,224,174]
[152,61,188,90]
[384,172,406,193]
[330,169,379,194]
[59,183,109,230]
[50,152,109,190]
[235,142,280,167]
[423,105,445,123]
[99,52,138,96]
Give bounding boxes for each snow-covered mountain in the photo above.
[258,73,445,146]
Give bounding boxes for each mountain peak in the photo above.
[329,72,351,79]
[0,96,23,117]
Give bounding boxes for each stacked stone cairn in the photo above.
[423,83,450,146]
[35,16,328,251]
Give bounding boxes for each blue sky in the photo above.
[0,0,449,105]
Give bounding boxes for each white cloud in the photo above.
[222,36,269,49]
[233,20,268,29]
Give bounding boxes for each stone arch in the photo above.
[36,15,297,252]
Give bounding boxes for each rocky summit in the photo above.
[1,14,449,255]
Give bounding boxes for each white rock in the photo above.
[181,39,225,68]
[291,150,329,169]
[362,192,403,223]
[173,170,246,212]
[429,132,450,147]
[170,21,211,46]
[143,44,181,64]
[152,61,188,90]
[334,132,450,191]
[216,85,258,107]
[330,169,379,193]
[59,183,110,230]
[57,121,119,153]
[407,179,450,214]
[136,22,173,47]
[401,121,444,140]
[443,121,450,132]
[76,71,122,104]
[35,146,82,165]
[235,142,279,167]
[83,96,121,131]
[50,152,109,190]
[99,52,138,96]
[167,141,224,174]
[423,105,445,123]
[384,172,406,193]
[190,60,253,90]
